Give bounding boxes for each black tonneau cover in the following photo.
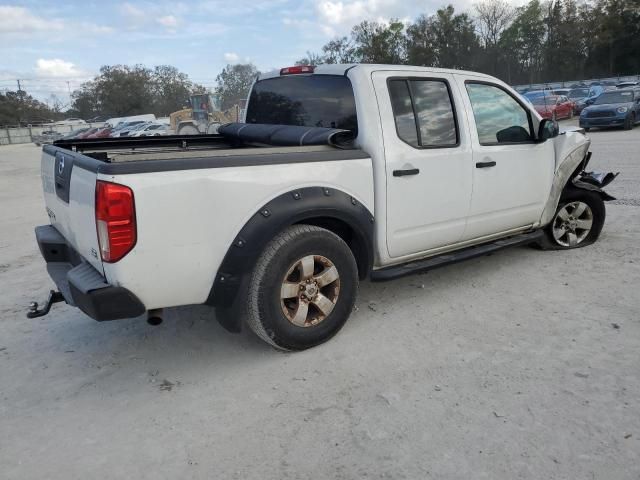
[218,123,355,149]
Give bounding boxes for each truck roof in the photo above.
[258,64,496,81]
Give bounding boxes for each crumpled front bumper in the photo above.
[34,225,146,321]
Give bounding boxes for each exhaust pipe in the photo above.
[147,308,164,326]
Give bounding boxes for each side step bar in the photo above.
[371,230,544,282]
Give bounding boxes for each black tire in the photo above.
[537,187,605,250]
[624,113,633,130]
[583,127,591,132]
[246,225,358,351]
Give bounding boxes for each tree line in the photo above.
[2,0,637,126]
[297,0,640,85]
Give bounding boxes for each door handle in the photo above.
[475,161,496,168]
[393,168,420,177]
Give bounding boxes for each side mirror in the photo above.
[537,118,559,142]
[586,98,595,105]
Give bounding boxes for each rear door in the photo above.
[457,78,555,240]
[372,71,473,258]
[41,147,103,272]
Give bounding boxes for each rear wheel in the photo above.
[538,188,605,250]
[246,225,358,351]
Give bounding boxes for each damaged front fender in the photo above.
[540,131,618,226]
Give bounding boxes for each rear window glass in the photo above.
[246,75,357,131]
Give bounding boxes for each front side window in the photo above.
[466,82,532,145]
[389,78,458,148]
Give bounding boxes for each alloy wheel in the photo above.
[280,255,341,327]
[552,201,593,247]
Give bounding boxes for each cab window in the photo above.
[389,78,458,148]
[466,82,533,145]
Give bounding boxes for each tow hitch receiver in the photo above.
[27,290,65,318]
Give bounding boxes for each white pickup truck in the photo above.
[31,64,617,350]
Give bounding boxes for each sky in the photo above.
[0,0,525,106]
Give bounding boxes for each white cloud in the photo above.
[0,6,64,34]
[35,59,87,78]
[157,15,179,28]
[224,52,240,63]
[223,52,251,64]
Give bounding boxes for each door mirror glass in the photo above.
[538,118,559,142]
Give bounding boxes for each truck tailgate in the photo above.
[41,146,103,273]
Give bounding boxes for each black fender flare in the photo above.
[207,186,375,312]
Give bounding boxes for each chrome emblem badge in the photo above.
[58,156,65,174]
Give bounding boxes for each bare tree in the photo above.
[474,0,516,48]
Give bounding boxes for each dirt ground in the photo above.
[1,123,639,479]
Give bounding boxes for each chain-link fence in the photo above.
[0,123,106,146]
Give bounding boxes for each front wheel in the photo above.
[246,225,358,351]
[538,188,605,250]
[624,113,635,130]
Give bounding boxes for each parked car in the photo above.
[524,90,547,100]
[75,128,101,139]
[575,85,606,113]
[616,81,639,89]
[129,123,168,136]
[568,87,591,114]
[110,121,148,137]
[31,64,617,350]
[530,94,574,120]
[59,128,91,140]
[85,127,113,139]
[579,88,640,131]
[55,118,86,126]
[553,88,570,96]
[87,115,111,123]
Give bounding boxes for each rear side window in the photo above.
[388,79,458,148]
[466,82,533,145]
[246,75,357,131]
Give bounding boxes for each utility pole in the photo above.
[67,81,71,98]
[16,79,23,126]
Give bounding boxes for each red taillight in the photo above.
[280,65,315,75]
[95,181,136,263]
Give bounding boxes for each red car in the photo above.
[86,127,113,138]
[530,95,574,121]
[75,127,100,139]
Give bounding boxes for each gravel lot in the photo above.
[1,123,639,479]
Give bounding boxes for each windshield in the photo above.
[569,88,589,99]
[246,75,357,131]
[594,91,635,105]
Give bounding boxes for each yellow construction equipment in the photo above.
[169,94,242,135]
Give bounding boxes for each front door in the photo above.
[457,80,555,240]
[372,71,473,258]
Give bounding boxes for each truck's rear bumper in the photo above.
[35,225,146,321]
